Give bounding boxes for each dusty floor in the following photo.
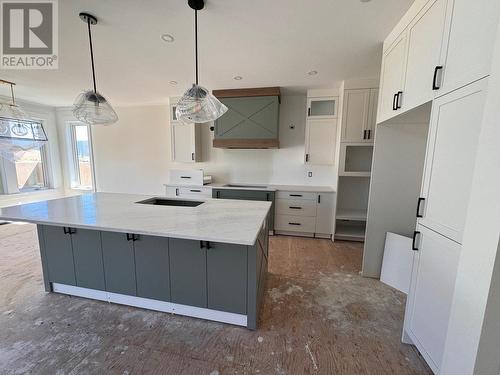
[0,223,431,375]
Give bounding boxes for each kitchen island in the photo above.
[0,193,271,329]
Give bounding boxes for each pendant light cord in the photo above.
[195,9,199,85]
[87,19,97,93]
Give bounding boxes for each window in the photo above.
[69,123,93,190]
[15,147,48,191]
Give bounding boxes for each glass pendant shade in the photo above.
[0,117,48,161]
[175,84,227,124]
[73,90,118,125]
[0,102,29,121]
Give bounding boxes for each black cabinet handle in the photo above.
[392,93,398,110]
[416,197,425,218]
[396,91,403,109]
[216,191,220,198]
[308,108,311,116]
[290,194,303,197]
[289,206,302,210]
[367,130,371,139]
[175,188,179,196]
[63,227,76,235]
[126,233,134,241]
[191,153,195,161]
[289,222,301,226]
[432,66,443,90]
[363,130,367,139]
[412,231,421,251]
[63,227,69,235]
[318,195,321,204]
[180,176,192,179]
[190,189,201,193]
[200,241,212,249]
[305,154,309,162]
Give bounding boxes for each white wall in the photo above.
[0,98,65,207]
[440,21,500,375]
[57,95,337,195]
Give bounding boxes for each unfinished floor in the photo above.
[0,223,431,374]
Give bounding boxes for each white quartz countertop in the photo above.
[0,193,271,246]
[196,183,335,193]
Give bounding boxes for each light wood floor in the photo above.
[0,224,431,374]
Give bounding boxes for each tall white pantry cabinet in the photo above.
[376,0,500,373]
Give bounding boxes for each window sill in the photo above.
[70,186,94,192]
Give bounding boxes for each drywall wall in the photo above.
[56,95,337,195]
[440,21,500,375]
[362,104,430,278]
[0,98,64,206]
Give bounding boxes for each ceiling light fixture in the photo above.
[73,12,118,125]
[169,81,178,85]
[161,34,175,42]
[308,70,318,76]
[233,76,243,81]
[175,0,227,124]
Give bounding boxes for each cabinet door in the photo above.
[215,96,279,139]
[307,97,337,119]
[440,0,500,95]
[366,89,378,141]
[315,193,334,235]
[419,79,486,243]
[41,225,76,285]
[341,89,370,143]
[305,119,337,165]
[171,123,196,163]
[404,0,447,110]
[207,242,247,314]
[72,228,105,290]
[134,235,170,302]
[378,32,408,123]
[406,225,461,372]
[169,238,207,308]
[101,231,137,296]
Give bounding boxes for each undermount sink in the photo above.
[136,198,204,207]
[224,184,267,189]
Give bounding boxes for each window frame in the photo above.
[67,122,94,191]
[16,143,50,192]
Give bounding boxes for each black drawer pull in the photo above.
[289,222,301,226]
[290,194,303,197]
[392,93,398,110]
[200,241,212,249]
[289,206,302,209]
[180,176,192,179]
[396,91,403,109]
[432,66,443,90]
[63,227,69,235]
[367,130,371,139]
[190,189,201,192]
[412,231,421,251]
[416,197,425,218]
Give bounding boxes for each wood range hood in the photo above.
[212,87,281,149]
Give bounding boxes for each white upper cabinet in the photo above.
[306,97,338,119]
[403,0,448,110]
[377,32,408,123]
[439,0,500,95]
[417,79,487,243]
[342,88,378,143]
[305,118,338,166]
[170,99,202,163]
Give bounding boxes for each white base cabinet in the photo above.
[404,224,461,373]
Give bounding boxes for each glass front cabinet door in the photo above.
[307,97,338,119]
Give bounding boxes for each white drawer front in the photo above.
[275,215,316,233]
[276,199,317,217]
[179,187,212,198]
[276,191,318,201]
[169,170,204,186]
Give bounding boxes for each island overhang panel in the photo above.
[0,193,271,329]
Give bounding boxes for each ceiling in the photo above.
[1,0,414,107]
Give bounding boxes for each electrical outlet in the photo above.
[308,172,313,178]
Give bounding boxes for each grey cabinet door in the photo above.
[72,228,105,291]
[101,231,137,296]
[207,243,248,314]
[215,96,279,139]
[169,238,207,308]
[41,225,76,285]
[134,235,170,302]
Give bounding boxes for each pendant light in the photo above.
[0,79,29,121]
[175,0,227,124]
[73,13,118,125]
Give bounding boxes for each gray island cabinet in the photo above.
[1,193,270,329]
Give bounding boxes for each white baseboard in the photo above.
[52,283,247,327]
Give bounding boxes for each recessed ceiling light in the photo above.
[169,80,178,85]
[233,76,243,80]
[360,0,372,2]
[161,34,175,42]
[308,70,318,76]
